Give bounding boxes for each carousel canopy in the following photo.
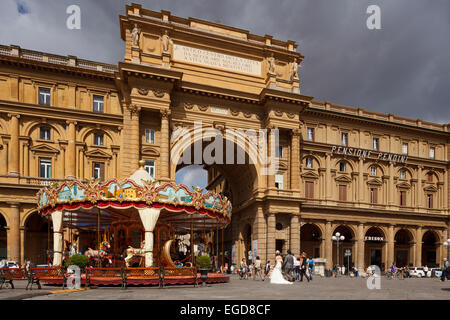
[37,166,232,232]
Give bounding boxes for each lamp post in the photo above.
[332,232,345,277]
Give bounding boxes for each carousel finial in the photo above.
[139,159,146,169]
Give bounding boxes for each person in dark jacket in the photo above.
[299,252,310,282]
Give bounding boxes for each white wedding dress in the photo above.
[270,258,293,284]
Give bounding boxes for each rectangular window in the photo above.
[38,87,51,106]
[370,166,377,176]
[93,95,104,113]
[145,129,155,144]
[339,185,347,201]
[339,162,346,172]
[94,133,104,146]
[92,162,105,181]
[402,143,408,155]
[40,127,50,140]
[400,170,406,180]
[427,173,433,182]
[429,147,435,159]
[400,191,406,206]
[275,145,283,158]
[427,194,433,208]
[370,188,378,204]
[39,158,52,178]
[144,160,155,178]
[275,174,284,189]
[305,157,312,168]
[341,132,348,146]
[307,128,314,141]
[373,138,379,151]
[305,181,314,199]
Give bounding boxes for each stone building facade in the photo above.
[0,4,448,270]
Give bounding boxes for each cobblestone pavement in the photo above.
[0,275,449,300]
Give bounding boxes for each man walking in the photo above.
[283,250,294,281]
[441,258,449,282]
[307,256,315,281]
[253,256,264,281]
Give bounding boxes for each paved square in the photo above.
[0,275,448,300]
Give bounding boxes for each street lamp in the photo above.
[332,232,345,277]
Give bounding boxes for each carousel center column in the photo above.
[51,210,63,266]
[138,207,161,267]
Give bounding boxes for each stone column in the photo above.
[325,220,332,268]
[388,163,394,205]
[358,159,364,202]
[253,206,267,262]
[290,215,300,256]
[357,223,365,269]
[160,109,171,181]
[20,226,25,264]
[7,203,20,262]
[66,121,77,179]
[415,226,422,267]
[326,154,331,199]
[290,129,300,190]
[417,166,422,207]
[387,225,395,267]
[266,213,276,262]
[267,127,276,189]
[122,105,140,178]
[8,114,20,176]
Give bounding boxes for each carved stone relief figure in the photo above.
[131,24,141,47]
[162,30,173,53]
[290,58,299,81]
[267,53,276,75]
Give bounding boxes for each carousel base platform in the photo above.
[43,273,230,287]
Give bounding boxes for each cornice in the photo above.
[304,106,449,137]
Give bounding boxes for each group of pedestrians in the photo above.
[278,250,314,282]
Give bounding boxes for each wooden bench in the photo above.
[29,267,66,290]
[0,268,30,289]
[86,267,124,288]
[123,267,161,288]
[161,267,197,288]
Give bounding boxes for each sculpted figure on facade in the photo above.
[162,30,173,53]
[131,24,141,47]
[290,58,299,81]
[267,53,276,75]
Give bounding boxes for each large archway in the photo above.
[332,225,355,270]
[300,223,322,258]
[0,213,6,260]
[394,229,413,267]
[171,127,260,264]
[422,230,439,267]
[364,227,386,270]
[24,211,52,264]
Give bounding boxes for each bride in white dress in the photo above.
[270,251,293,284]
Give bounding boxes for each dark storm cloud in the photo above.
[0,0,448,123]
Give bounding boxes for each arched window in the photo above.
[339,161,346,172]
[305,157,312,168]
[400,169,406,180]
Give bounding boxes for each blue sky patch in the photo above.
[16,1,29,15]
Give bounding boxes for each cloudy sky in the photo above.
[1,0,449,124]
[0,0,449,186]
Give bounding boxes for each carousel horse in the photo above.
[124,240,145,268]
[84,240,112,266]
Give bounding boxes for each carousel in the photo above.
[36,160,231,286]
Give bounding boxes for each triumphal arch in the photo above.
[118,4,312,264]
